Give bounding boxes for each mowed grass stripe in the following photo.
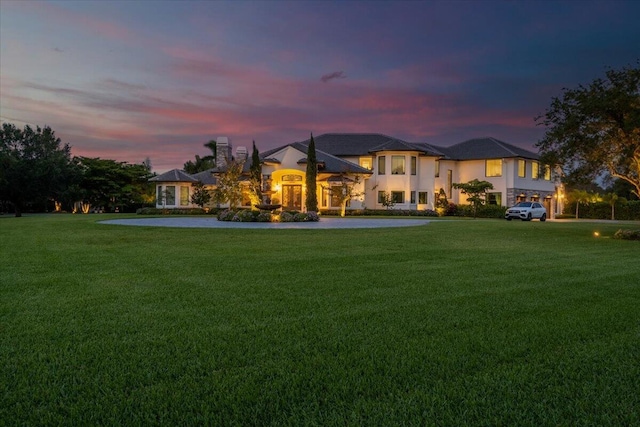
[1,214,639,425]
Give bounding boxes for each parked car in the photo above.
[505,201,547,221]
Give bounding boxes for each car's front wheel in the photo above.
[540,213,546,222]
[523,213,532,221]
[506,217,512,221]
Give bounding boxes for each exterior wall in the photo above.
[155,182,197,208]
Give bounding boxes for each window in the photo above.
[485,159,502,177]
[418,192,428,204]
[447,170,452,198]
[411,156,417,175]
[518,160,526,178]
[165,186,176,205]
[180,186,189,206]
[532,161,540,179]
[391,156,405,175]
[487,192,502,206]
[378,191,386,204]
[435,160,440,177]
[391,191,404,204]
[378,156,386,175]
[544,165,551,181]
[157,186,163,205]
[360,158,372,170]
[410,191,416,204]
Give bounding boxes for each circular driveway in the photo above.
[100,217,431,229]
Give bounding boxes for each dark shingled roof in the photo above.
[292,133,444,156]
[191,170,217,185]
[261,142,372,174]
[437,137,540,160]
[149,169,197,182]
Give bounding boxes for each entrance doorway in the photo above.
[282,185,302,210]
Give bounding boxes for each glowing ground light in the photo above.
[593,231,600,237]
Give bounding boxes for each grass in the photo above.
[1,214,639,425]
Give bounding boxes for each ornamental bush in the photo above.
[305,211,320,222]
[217,209,237,221]
[232,210,257,222]
[279,211,295,222]
[613,229,640,240]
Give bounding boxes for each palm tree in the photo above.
[569,189,591,219]
[601,192,619,220]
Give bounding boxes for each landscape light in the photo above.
[593,231,600,237]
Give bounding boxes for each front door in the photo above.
[282,185,302,210]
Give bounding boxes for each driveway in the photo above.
[100,217,431,229]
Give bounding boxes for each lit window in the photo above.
[360,158,372,170]
[180,186,190,206]
[544,165,551,180]
[518,160,526,178]
[486,159,502,177]
[391,156,405,175]
[411,156,417,175]
[418,192,428,204]
[378,156,386,175]
[532,161,540,179]
[410,191,416,204]
[391,191,404,204]
[165,186,176,205]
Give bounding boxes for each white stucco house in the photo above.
[150,133,564,216]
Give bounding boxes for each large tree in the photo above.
[183,139,217,173]
[248,141,262,208]
[536,63,640,198]
[0,123,74,217]
[305,133,318,212]
[212,159,244,209]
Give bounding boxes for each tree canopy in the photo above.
[536,63,640,198]
[183,139,217,173]
[452,179,494,218]
[0,123,75,216]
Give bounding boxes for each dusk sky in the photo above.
[1,0,639,172]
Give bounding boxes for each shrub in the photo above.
[318,209,437,217]
[137,207,208,215]
[280,211,295,222]
[232,210,257,222]
[613,229,640,240]
[217,209,237,221]
[305,211,320,222]
[455,204,506,219]
[256,212,272,222]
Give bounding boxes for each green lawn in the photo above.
[1,214,639,425]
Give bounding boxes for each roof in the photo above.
[261,142,372,174]
[149,169,197,182]
[295,133,443,157]
[190,170,217,185]
[437,137,540,160]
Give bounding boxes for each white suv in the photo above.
[505,202,547,221]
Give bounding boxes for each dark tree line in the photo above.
[1,123,155,217]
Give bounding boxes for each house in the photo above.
[150,134,563,216]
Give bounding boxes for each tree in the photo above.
[536,63,640,198]
[568,189,591,219]
[379,191,396,210]
[190,181,212,208]
[305,133,318,212]
[0,123,75,217]
[248,141,262,208]
[452,179,494,218]
[601,192,620,220]
[212,159,244,209]
[74,157,155,213]
[324,174,364,217]
[183,139,217,173]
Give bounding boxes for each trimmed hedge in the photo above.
[216,209,319,223]
[454,204,507,219]
[319,209,439,217]
[136,207,220,215]
[564,200,640,220]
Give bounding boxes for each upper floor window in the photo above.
[435,160,440,178]
[391,156,405,175]
[360,157,372,170]
[411,156,417,175]
[543,165,551,181]
[518,160,526,178]
[485,159,502,177]
[532,161,540,179]
[378,156,386,175]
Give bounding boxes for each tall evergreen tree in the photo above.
[249,140,262,207]
[305,133,318,212]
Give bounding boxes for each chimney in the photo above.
[216,136,232,168]
[235,146,248,162]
